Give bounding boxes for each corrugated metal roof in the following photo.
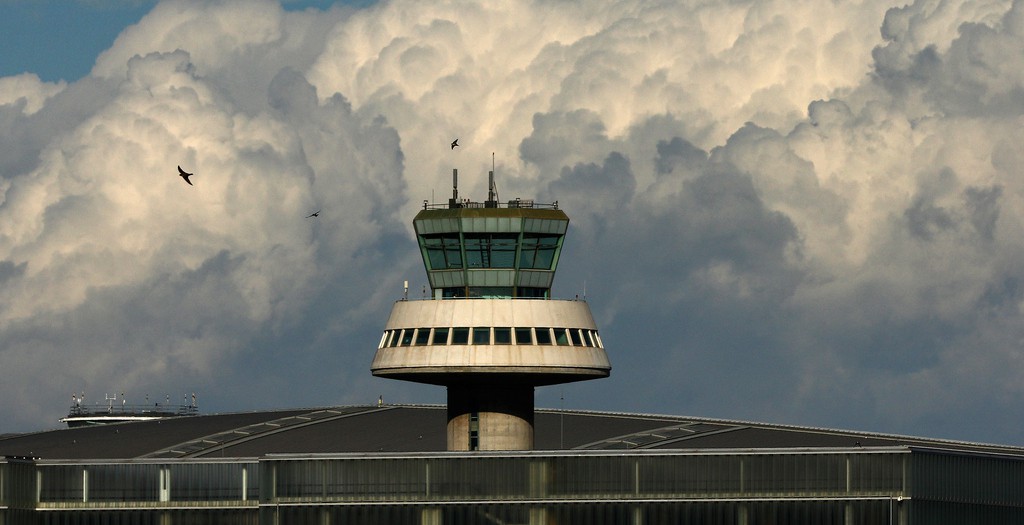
[2,405,1021,460]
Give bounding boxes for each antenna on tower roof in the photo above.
[491,169,499,206]
[449,169,460,209]
[486,152,499,208]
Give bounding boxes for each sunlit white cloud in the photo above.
[2,0,1024,445]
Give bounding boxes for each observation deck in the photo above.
[371,297,609,385]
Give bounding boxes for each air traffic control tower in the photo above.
[372,170,611,451]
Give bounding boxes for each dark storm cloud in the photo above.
[964,185,1003,241]
[655,137,708,175]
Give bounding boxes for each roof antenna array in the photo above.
[486,152,498,208]
[449,168,460,209]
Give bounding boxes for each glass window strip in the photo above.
[381,326,599,348]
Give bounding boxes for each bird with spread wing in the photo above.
[177,166,194,186]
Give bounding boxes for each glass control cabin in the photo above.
[415,202,567,299]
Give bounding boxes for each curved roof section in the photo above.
[2,405,1022,461]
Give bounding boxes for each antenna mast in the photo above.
[449,169,460,209]
[486,152,498,208]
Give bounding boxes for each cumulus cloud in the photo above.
[2,0,1024,445]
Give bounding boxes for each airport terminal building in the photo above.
[3,405,1024,524]
[3,175,1024,523]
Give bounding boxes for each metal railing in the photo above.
[65,403,198,417]
[422,198,558,210]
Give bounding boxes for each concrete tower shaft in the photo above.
[371,177,610,450]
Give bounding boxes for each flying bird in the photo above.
[177,166,194,186]
[306,210,321,218]
[451,139,459,149]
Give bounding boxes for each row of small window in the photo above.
[378,327,604,349]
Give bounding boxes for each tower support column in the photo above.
[447,384,534,451]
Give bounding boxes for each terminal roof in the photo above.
[3,405,1021,460]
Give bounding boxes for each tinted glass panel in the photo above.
[515,327,533,345]
[494,327,512,344]
[401,329,414,346]
[452,328,470,345]
[432,327,449,345]
[463,234,518,269]
[442,287,467,298]
[472,327,491,344]
[470,287,513,298]
[519,234,560,269]
[517,287,547,298]
[491,234,517,268]
[464,236,486,268]
[422,234,463,269]
[555,328,570,345]
[445,241,463,268]
[415,329,430,345]
[519,237,537,268]
[534,246,556,269]
[423,237,446,270]
[535,328,552,345]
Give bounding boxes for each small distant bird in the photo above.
[306,210,321,218]
[177,166,194,186]
[451,139,459,149]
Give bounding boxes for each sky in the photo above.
[1,0,1024,446]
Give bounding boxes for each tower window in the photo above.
[514,327,532,345]
[422,234,463,269]
[554,328,570,346]
[494,327,512,344]
[464,234,518,268]
[469,412,480,451]
[469,287,513,298]
[401,329,415,346]
[442,287,467,298]
[432,327,449,345]
[515,287,548,298]
[569,329,585,347]
[415,329,430,346]
[535,328,553,345]
[451,328,470,345]
[472,327,491,345]
[519,234,560,269]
